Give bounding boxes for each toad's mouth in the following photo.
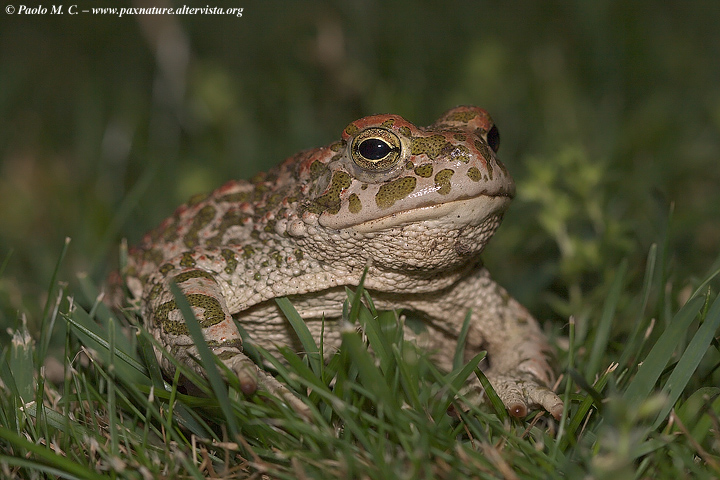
[337,193,513,234]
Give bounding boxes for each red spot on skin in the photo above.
[217,181,239,194]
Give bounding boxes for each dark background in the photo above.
[1,0,719,332]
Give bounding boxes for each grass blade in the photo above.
[276,296,322,376]
[0,426,105,480]
[652,292,720,428]
[474,368,508,422]
[452,309,472,371]
[586,259,627,380]
[351,290,395,373]
[617,244,657,368]
[428,352,487,420]
[341,328,396,411]
[623,295,705,406]
[63,308,146,379]
[169,282,239,439]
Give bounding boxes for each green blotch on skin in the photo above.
[186,293,226,327]
[467,166,482,182]
[174,269,216,284]
[381,119,395,128]
[208,338,243,350]
[329,142,343,152]
[154,301,188,334]
[263,219,276,233]
[142,248,165,267]
[250,171,272,186]
[310,171,352,214]
[399,126,411,136]
[411,135,449,159]
[218,191,251,203]
[216,349,243,360]
[451,144,471,163]
[293,248,304,261]
[179,252,197,268]
[206,211,250,247]
[159,263,175,275]
[183,205,217,248]
[252,183,270,198]
[221,249,238,274]
[138,274,150,287]
[474,139,493,161]
[309,160,328,180]
[453,133,467,141]
[242,245,255,259]
[348,193,362,213]
[156,292,227,335]
[161,220,179,243]
[270,250,283,267]
[376,176,417,209]
[414,163,433,178]
[446,111,477,123]
[265,192,286,209]
[434,169,454,195]
[187,192,209,206]
[475,140,494,180]
[344,123,359,136]
[148,282,164,301]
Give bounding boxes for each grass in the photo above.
[1,1,720,477]
[1,235,719,478]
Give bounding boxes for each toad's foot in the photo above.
[222,352,311,419]
[486,372,563,420]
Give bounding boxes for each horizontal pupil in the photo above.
[359,138,392,161]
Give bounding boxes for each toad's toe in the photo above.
[487,373,563,420]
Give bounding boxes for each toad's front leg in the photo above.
[146,268,260,393]
[422,268,563,419]
[476,310,564,420]
[145,268,311,417]
[464,270,563,419]
[144,269,309,415]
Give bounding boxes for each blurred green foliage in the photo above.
[1,0,719,331]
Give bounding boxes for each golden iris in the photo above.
[350,128,402,171]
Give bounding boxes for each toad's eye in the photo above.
[358,138,391,160]
[487,124,500,153]
[351,127,402,171]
